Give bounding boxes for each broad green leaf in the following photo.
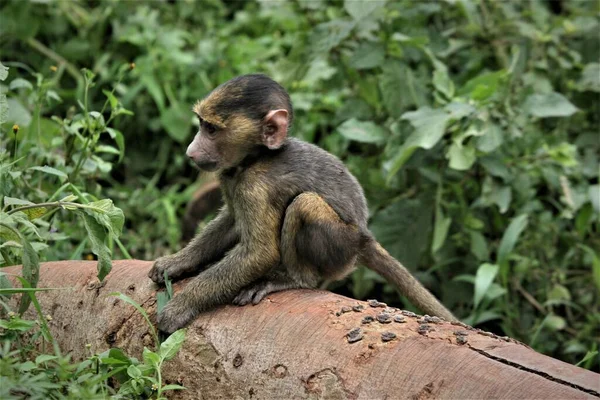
[85,199,124,239]
[589,185,600,213]
[446,141,476,170]
[127,365,142,379]
[303,58,337,85]
[79,212,112,281]
[159,329,186,361]
[349,42,385,70]
[35,354,58,364]
[524,92,578,118]
[28,166,68,182]
[3,197,34,207]
[337,118,386,144]
[444,102,475,120]
[458,70,506,102]
[388,107,450,178]
[369,196,433,268]
[0,318,36,331]
[497,214,528,266]
[160,105,192,143]
[469,231,490,261]
[344,0,385,20]
[379,61,418,118]
[476,123,504,153]
[9,78,33,91]
[433,69,455,99]
[143,347,160,367]
[310,20,355,54]
[22,207,48,220]
[576,351,599,367]
[0,62,8,81]
[578,63,600,92]
[474,263,499,308]
[543,315,566,331]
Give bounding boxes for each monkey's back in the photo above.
[264,138,369,230]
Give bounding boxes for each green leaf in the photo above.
[105,128,125,163]
[18,235,40,314]
[0,94,8,124]
[85,199,124,239]
[431,207,451,254]
[578,63,600,92]
[159,329,186,361]
[543,315,566,331]
[344,0,385,20]
[476,122,504,153]
[143,347,160,367]
[0,62,8,81]
[310,20,355,54]
[337,119,386,144]
[576,351,599,367]
[161,384,186,391]
[458,70,506,102]
[433,69,455,99]
[379,61,418,118]
[524,92,578,118]
[28,166,68,182]
[160,105,192,143]
[388,107,450,178]
[349,42,385,70]
[79,212,112,281]
[469,231,490,261]
[369,196,433,268]
[474,263,499,308]
[35,354,58,364]
[127,365,142,379]
[446,141,476,171]
[9,78,33,91]
[497,214,528,267]
[102,89,118,109]
[4,197,34,207]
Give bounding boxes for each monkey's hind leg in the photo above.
[233,192,360,306]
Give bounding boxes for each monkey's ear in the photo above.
[262,109,288,150]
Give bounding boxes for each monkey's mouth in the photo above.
[196,161,218,172]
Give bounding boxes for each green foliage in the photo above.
[0,286,186,399]
[0,0,598,372]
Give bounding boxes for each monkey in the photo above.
[148,74,456,333]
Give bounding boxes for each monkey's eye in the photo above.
[201,120,217,137]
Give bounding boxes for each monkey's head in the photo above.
[187,74,293,172]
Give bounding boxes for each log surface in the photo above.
[6,260,599,399]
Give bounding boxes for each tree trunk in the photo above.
[6,260,599,399]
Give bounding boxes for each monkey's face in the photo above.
[185,113,261,172]
[188,75,291,171]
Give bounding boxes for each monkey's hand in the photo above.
[148,256,177,285]
[157,296,198,334]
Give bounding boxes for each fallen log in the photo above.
[5,260,599,399]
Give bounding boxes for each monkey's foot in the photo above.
[233,281,297,306]
[157,297,197,334]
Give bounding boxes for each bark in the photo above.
[5,260,599,400]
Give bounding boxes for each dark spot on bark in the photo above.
[127,284,135,292]
[106,332,116,345]
[233,353,243,368]
[454,330,469,336]
[77,300,84,309]
[249,387,256,397]
[352,304,364,312]
[394,315,406,323]
[272,364,288,378]
[346,327,363,343]
[456,335,468,345]
[376,313,391,324]
[361,315,374,324]
[402,310,418,318]
[368,299,386,308]
[381,332,397,342]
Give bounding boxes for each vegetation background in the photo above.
[0,1,598,389]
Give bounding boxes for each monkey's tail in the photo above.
[359,234,456,321]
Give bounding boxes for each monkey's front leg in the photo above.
[157,243,279,333]
[148,208,237,285]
